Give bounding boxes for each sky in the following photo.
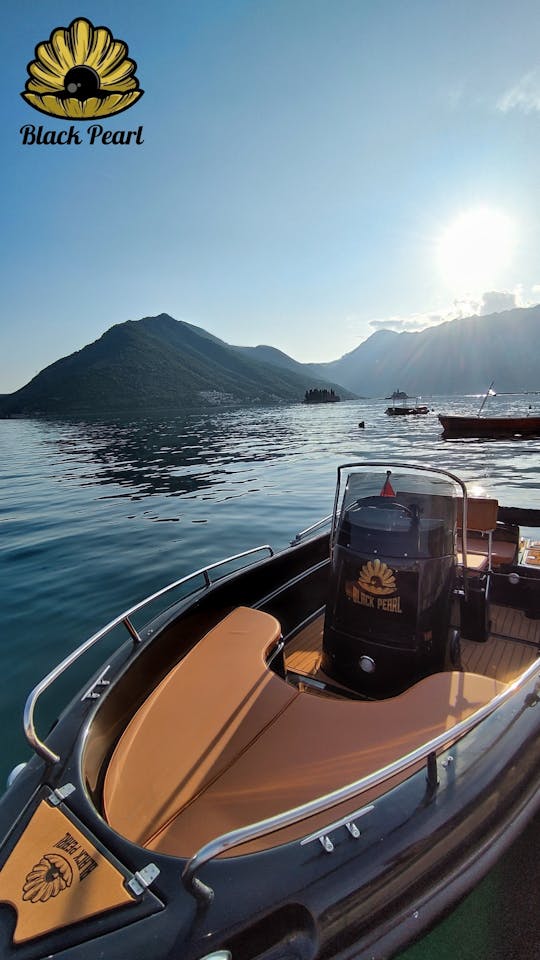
[2,0,540,392]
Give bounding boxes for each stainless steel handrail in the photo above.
[290,514,332,545]
[182,654,540,897]
[24,545,274,765]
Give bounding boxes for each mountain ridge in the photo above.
[308,305,540,395]
[0,313,355,417]
[2,304,539,417]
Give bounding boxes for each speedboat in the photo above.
[1,460,540,960]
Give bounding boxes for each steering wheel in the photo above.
[357,496,415,518]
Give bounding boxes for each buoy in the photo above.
[358,421,365,428]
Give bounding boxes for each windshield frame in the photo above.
[330,461,470,594]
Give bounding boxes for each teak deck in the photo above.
[285,606,540,686]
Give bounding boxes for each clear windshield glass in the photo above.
[335,465,459,559]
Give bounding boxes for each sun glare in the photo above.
[437,207,516,293]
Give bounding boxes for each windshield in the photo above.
[334,464,460,560]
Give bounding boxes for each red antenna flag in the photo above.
[380,470,395,497]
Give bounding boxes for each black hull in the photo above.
[1,530,540,960]
[386,406,429,416]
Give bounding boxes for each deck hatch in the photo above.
[0,799,139,943]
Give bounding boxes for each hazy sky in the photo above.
[2,0,540,392]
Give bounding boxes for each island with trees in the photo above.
[303,388,341,404]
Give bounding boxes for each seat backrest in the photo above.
[457,497,498,533]
[103,607,291,846]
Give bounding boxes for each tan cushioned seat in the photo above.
[137,670,505,857]
[457,535,516,568]
[456,496,516,567]
[457,497,499,532]
[103,607,292,846]
[456,550,489,572]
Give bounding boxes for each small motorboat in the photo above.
[1,460,540,960]
[386,404,429,416]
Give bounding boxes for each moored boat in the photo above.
[386,404,429,416]
[439,381,540,438]
[1,460,540,960]
[439,413,540,438]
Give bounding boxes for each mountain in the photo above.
[0,314,354,417]
[233,344,316,376]
[309,306,540,396]
[3,305,539,418]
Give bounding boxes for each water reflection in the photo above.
[38,409,312,501]
[27,395,540,512]
[1,397,540,960]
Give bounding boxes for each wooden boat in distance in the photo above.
[386,404,429,416]
[439,413,540,438]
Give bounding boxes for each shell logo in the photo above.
[357,559,397,596]
[21,18,143,120]
[22,854,73,903]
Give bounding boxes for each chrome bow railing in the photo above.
[290,514,332,545]
[24,545,274,765]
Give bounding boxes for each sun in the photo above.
[436,207,517,294]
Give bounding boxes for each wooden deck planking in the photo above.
[285,605,540,687]
[285,615,323,677]
[496,605,510,636]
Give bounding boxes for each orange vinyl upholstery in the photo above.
[456,550,489,572]
[103,606,292,846]
[103,617,505,857]
[455,496,518,569]
[457,538,517,570]
[457,497,499,534]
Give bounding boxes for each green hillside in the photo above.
[0,314,354,417]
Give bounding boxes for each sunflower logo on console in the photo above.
[22,853,73,903]
[21,17,144,120]
[357,559,397,596]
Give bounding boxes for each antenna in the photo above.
[477,380,495,417]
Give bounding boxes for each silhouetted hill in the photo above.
[310,306,540,396]
[0,314,354,417]
[232,344,368,396]
[233,344,318,377]
[4,305,539,417]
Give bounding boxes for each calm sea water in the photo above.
[1,394,540,958]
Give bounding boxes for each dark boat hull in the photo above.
[439,414,540,438]
[1,525,540,960]
[386,405,429,416]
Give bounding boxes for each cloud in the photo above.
[368,299,478,335]
[366,287,538,336]
[479,289,521,314]
[369,313,444,333]
[478,286,540,313]
[497,70,540,113]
